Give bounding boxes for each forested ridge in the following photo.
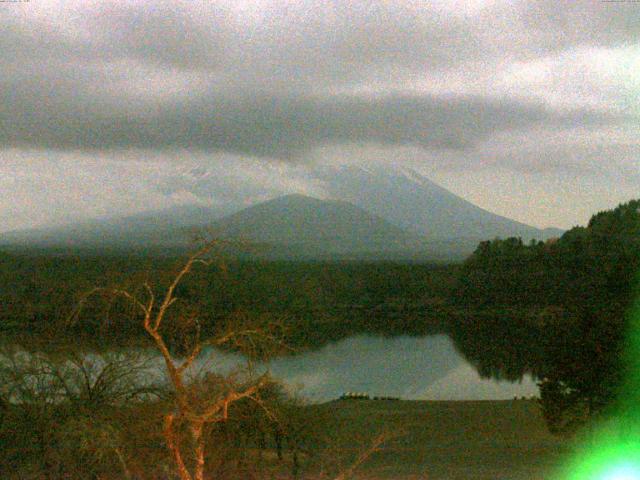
[0,253,457,351]
[453,199,640,433]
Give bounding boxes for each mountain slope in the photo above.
[1,204,231,249]
[313,165,563,241]
[1,165,563,260]
[207,194,424,256]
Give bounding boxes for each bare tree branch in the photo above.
[164,413,193,480]
[70,240,285,480]
[332,429,402,480]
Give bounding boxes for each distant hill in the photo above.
[206,194,426,258]
[313,165,563,242]
[1,165,563,261]
[0,204,230,249]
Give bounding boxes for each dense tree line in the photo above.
[0,254,456,352]
[452,199,640,434]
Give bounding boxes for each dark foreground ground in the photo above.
[314,399,568,480]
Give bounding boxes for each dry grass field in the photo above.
[312,399,569,480]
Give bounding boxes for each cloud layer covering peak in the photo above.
[1,0,638,231]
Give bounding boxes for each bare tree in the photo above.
[67,241,403,480]
[71,241,285,480]
[0,345,160,479]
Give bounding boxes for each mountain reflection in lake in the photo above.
[195,335,538,402]
[2,335,539,403]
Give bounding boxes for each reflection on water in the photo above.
[3,335,539,403]
[196,335,538,402]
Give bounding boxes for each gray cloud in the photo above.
[54,1,640,78]
[0,86,621,157]
[1,0,636,158]
[0,0,638,231]
[519,1,640,51]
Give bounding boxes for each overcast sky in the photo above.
[1,0,638,232]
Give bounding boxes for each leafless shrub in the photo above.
[0,345,163,479]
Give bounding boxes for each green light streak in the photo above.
[560,439,640,480]
[557,280,640,480]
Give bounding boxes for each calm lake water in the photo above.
[188,334,539,402]
[3,334,539,403]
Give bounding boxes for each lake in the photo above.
[189,334,539,402]
[1,334,538,403]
